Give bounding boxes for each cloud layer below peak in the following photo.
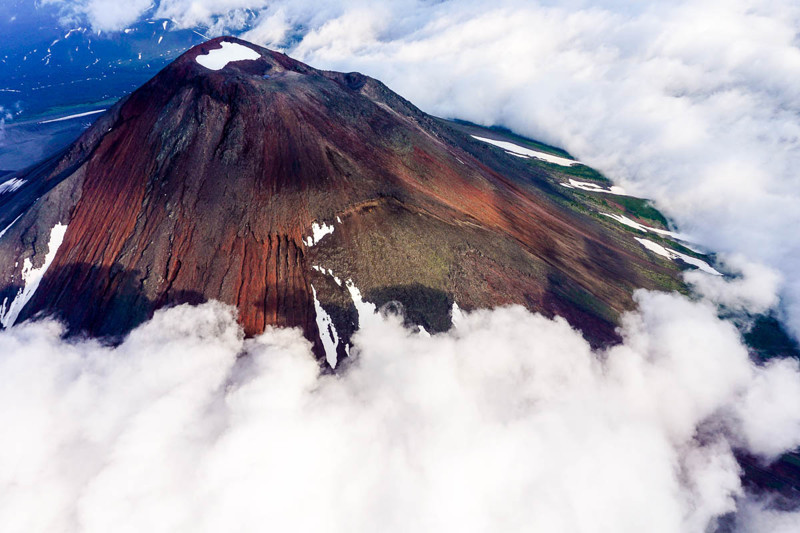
[1,294,800,532]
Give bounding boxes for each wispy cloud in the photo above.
[39,0,155,31]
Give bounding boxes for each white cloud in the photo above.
[684,254,782,314]
[1,295,799,532]
[732,496,800,533]
[731,357,800,458]
[40,0,155,32]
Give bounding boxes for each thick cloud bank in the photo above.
[1,294,800,532]
[43,0,800,338]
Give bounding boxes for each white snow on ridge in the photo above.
[312,265,342,286]
[560,179,628,196]
[305,222,335,247]
[310,264,378,328]
[471,135,579,166]
[38,109,105,124]
[0,214,22,240]
[635,238,673,260]
[0,223,68,328]
[602,213,679,238]
[311,285,340,369]
[196,41,260,71]
[309,268,380,367]
[468,131,713,275]
[310,264,435,368]
[346,279,378,328]
[635,237,722,276]
[0,178,25,195]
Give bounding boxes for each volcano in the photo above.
[0,37,692,364]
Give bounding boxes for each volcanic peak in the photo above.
[0,37,688,363]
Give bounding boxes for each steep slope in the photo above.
[0,37,692,362]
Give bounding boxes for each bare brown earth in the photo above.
[0,37,683,359]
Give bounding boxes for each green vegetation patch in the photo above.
[553,164,613,185]
[449,119,573,158]
[484,125,572,158]
[602,196,669,227]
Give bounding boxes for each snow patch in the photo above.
[0,178,25,195]
[602,213,679,238]
[0,214,22,240]
[346,279,378,328]
[471,135,579,166]
[310,269,390,365]
[0,223,68,328]
[312,267,432,360]
[635,238,722,276]
[305,221,335,247]
[196,41,260,71]
[451,301,465,327]
[311,285,339,369]
[39,109,105,124]
[560,179,628,196]
[311,267,379,327]
[311,265,342,286]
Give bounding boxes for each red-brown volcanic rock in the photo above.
[0,37,681,359]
